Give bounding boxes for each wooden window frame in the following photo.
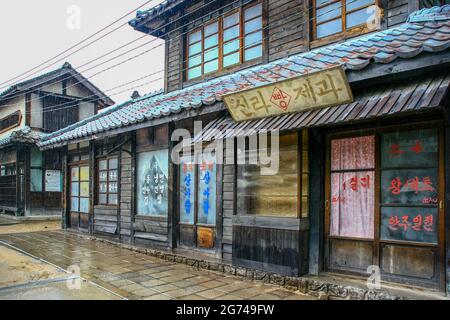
[69,164,90,214]
[235,130,309,219]
[96,155,119,206]
[185,0,264,82]
[0,111,22,135]
[311,0,381,47]
[324,122,446,289]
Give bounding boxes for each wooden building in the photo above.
[39,2,450,295]
[0,62,114,216]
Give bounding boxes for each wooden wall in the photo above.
[222,141,235,262]
[385,0,419,27]
[267,0,308,61]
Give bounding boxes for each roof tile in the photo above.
[39,5,450,148]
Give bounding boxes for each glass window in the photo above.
[314,0,376,39]
[180,157,196,224]
[329,128,440,244]
[71,165,89,213]
[197,153,217,225]
[380,129,439,244]
[186,2,264,80]
[97,157,118,205]
[237,131,309,217]
[136,149,169,216]
[330,136,375,239]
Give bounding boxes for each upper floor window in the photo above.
[0,111,21,134]
[313,0,377,40]
[186,1,263,81]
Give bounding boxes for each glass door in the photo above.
[179,153,217,249]
[69,165,90,230]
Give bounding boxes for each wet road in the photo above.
[0,228,316,300]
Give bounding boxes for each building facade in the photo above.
[38,1,450,296]
[0,62,114,216]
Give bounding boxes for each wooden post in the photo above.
[308,128,325,275]
[444,104,450,296]
[167,123,177,249]
[62,150,68,229]
[89,142,95,235]
[130,132,136,245]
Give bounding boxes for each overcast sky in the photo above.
[0,0,166,104]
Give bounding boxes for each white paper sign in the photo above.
[45,170,62,192]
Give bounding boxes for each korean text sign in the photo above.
[223,66,353,122]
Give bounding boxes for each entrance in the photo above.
[69,165,90,230]
[325,126,445,290]
[178,154,218,250]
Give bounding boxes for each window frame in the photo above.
[0,111,22,134]
[185,1,265,82]
[96,155,119,206]
[325,122,445,247]
[178,151,218,227]
[235,129,309,219]
[312,0,381,46]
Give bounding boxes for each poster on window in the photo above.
[381,207,438,244]
[45,170,62,192]
[330,136,375,239]
[381,168,438,205]
[180,157,195,224]
[137,149,169,216]
[197,153,216,225]
[330,171,375,239]
[381,129,438,168]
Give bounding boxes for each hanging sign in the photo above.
[223,66,353,122]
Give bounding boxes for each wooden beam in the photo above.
[308,128,325,275]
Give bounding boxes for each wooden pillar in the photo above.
[89,142,95,236]
[62,150,69,229]
[16,145,26,216]
[168,123,177,249]
[445,115,450,295]
[130,133,136,245]
[308,128,326,275]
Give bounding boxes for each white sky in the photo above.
[0,0,166,105]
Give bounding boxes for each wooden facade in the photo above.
[0,64,113,216]
[50,0,450,296]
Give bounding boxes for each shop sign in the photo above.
[223,66,353,122]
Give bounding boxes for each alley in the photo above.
[0,227,315,300]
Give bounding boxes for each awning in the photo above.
[196,72,450,142]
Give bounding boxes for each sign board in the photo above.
[223,66,353,122]
[45,170,62,192]
[197,227,214,249]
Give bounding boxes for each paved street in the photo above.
[0,222,315,300]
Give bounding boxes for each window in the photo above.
[71,166,90,213]
[186,2,263,80]
[236,130,309,218]
[380,129,439,244]
[136,149,169,216]
[97,157,118,205]
[329,128,439,244]
[0,111,21,133]
[30,147,43,192]
[330,135,375,239]
[313,0,376,39]
[179,153,217,225]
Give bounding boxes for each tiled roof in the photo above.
[0,62,114,106]
[39,5,450,149]
[129,0,186,31]
[0,127,44,148]
[196,71,450,141]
